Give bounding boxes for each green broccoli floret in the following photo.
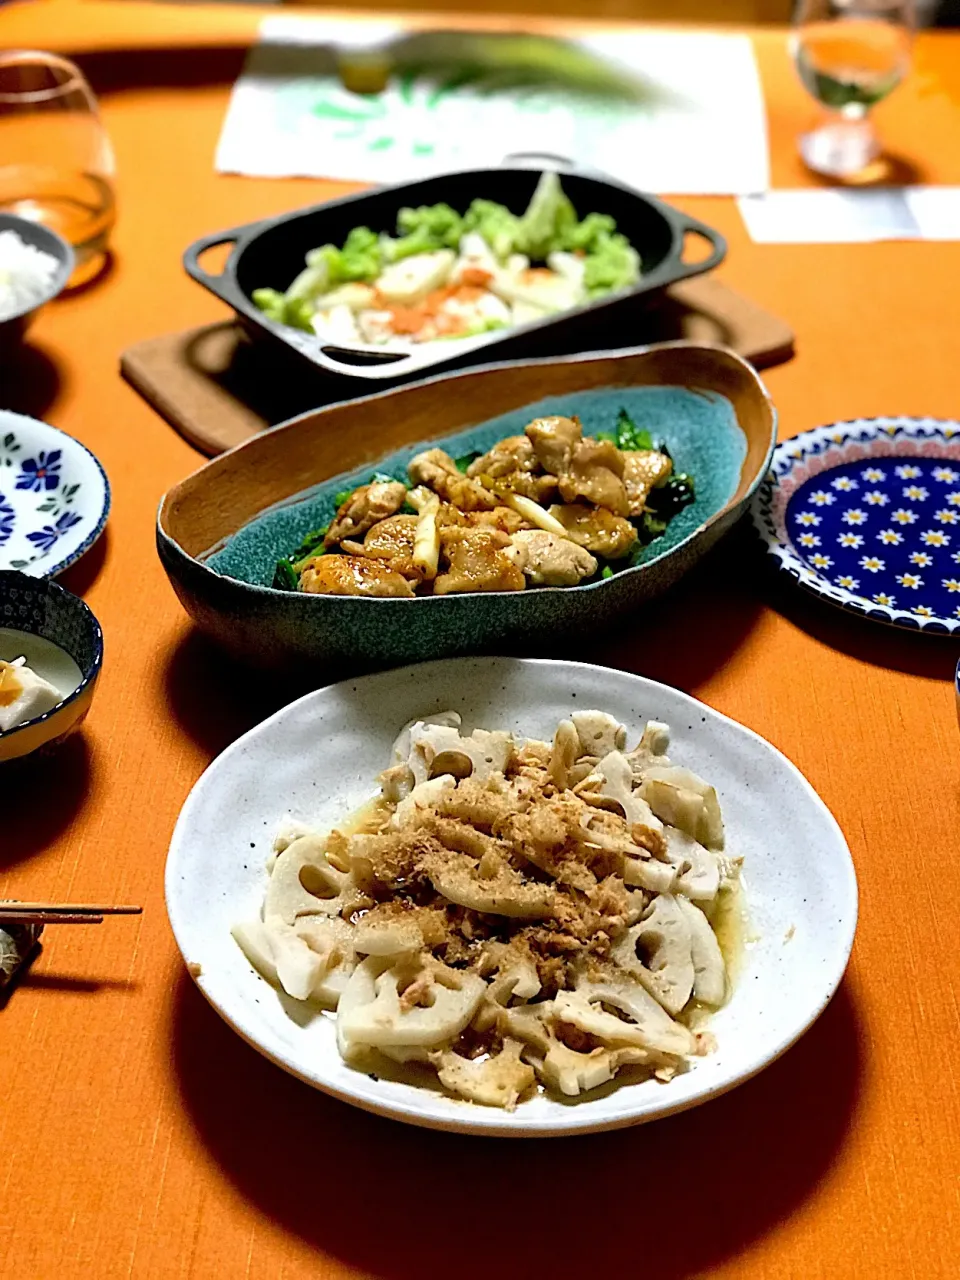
[583,231,641,296]
[302,226,381,286]
[563,211,616,254]
[462,199,521,261]
[252,288,287,322]
[339,226,382,279]
[254,289,315,331]
[381,203,465,262]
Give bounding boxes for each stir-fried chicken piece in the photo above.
[467,438,558,503]
[408,448,498,511]
[299,554,415,597]
[557,438,629,515]
[464,506,530,535]
[438,504,529,536]
[342,514,421,580]
[467,435,538,481]
[525,415,582,475]
[434,527,526,595]
[623,450,672,516]
[510,530,598,586]
[324,480,406,548]
[548,503,638,559]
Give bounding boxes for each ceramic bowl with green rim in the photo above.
[157,342,776,675]
[0,570,103,764]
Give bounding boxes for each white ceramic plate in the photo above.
[0,409,110,576]
[166,658,857,1137]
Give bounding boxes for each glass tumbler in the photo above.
[0,50,116,284]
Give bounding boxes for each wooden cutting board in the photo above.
[121,275,794,457]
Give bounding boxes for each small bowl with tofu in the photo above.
[0,570,103,764]
[183,168,725,385]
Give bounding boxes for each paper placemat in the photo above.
[217,18,770,196]
[121,275,794,457]
[738,187,960,244]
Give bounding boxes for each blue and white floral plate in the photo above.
[0,409,110,577]
[751,416,960,635]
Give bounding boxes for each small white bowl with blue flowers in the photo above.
[751,416,960,635]
[0,409,110,577]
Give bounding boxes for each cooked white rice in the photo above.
[0,229,60,321]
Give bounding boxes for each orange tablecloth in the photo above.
[2,3,960,1276]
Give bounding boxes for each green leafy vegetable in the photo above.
[462,199,521,261]
[333,489,353,510]
[648,472,696,518]
[629,472,696,549]
[273,521,333,590]
[617,408,654,452]
[289,525,330,564]
[598,408,655,453]
[273,559,299,592]
[455,451,482,473]
[601,565,614,580]
[635,512,669,546]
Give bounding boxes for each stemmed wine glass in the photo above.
[790,0,915,179]
[0,51,116,284]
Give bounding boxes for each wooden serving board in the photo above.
[121,275,794,457]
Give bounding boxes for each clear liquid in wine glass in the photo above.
[0,53,116,285]
[794,18,911,111]
[791,1,914,178]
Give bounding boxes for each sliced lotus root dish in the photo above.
[232,710,743,1111]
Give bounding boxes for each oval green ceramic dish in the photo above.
[157,342,776,673]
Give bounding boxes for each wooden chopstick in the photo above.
[0,903,142,915]
[0,913,104,925]
[0,903,141,926]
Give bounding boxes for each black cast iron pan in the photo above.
[184,164,726,384]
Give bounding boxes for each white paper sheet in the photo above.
[216,17,770,196]
[738,188,960,244]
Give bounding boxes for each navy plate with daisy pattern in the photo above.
[750,417,960,634]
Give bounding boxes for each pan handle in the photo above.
[311,330,498,381]
[312,344,420,380]
[183,227,247,306]
[669,212,728,282]
[501,151,575,170]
